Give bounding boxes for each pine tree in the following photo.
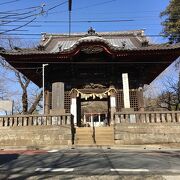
[160,0,180,43]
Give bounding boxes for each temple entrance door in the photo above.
[79,99,110,127]
[70,87,117,127]
[83,113,108,127]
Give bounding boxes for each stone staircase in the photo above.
[75,127,114,146]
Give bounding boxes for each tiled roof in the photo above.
[41,29,145,52]
[0,30,180,56]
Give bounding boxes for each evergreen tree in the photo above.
[160,0,180,43]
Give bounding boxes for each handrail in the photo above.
[0,114,73,127]
[114,111,180,123]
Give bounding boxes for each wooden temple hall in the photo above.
[1,28,180,127]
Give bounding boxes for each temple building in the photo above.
[0,28,180,147]
[0,28,180,127]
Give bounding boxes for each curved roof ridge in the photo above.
[41,29,145,37]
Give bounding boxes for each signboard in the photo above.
[0,100,13,114]
[122,73,130,108]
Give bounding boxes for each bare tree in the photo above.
[156,73,180,111]
[0,37,42,114]
[0,78,8,100]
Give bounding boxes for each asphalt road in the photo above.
[0,148,180,180]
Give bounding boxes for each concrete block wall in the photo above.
[0,125,72,149]
[114,123,180,145]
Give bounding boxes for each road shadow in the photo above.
[0,154,19,165]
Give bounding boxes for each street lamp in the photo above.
[42,63,49,114]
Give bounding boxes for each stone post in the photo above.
[70,93,77,126]
[122,73,130,108]
[51,82,65,114]
[90,114,93,127]
[110,91,116,125]
[98,113,101,126]
[122,73,135,123]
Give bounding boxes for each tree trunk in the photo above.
[28,91,43,114]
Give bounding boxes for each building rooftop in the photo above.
[1,29,180,56]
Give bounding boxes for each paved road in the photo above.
[0,148,180,179]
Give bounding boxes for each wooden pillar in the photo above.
[77,95,81,127]
[84,114,86,125]
[51,82,65,114]
[90,114,93,127]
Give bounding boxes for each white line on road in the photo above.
[35,168,52,172]
[51,168,74,172]
[47,150,59,153]
[35,168,74,172]
[110,169,149,172]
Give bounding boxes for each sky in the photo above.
[0,0,170,43]
[0,0,179,114]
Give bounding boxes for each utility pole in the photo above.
[68,0,72,37]
[42,64,49,114]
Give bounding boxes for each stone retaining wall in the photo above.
[0,125,72,149]
[114,123,180,145]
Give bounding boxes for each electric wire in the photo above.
[0,8,41,19]
[0,18,37,34]
[0,5,41,13]
[0,0,20,6]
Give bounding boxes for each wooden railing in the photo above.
[0,114,73,127]
[114,111,180,123]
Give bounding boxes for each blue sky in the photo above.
[0,0,179,114]
[0,0,170,43]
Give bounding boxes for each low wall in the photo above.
[0,125,72,149]
[115,123,180,145]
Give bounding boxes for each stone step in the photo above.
[95,142,114,145]
[76,131,92,134]
[76,131,113,135]
[76,127,113,131]
[95,136,114,140]
[76,133,113,137]
[75,127,114,145]
[77,140,114,145]
[95,132,114,135]
[76,141,95,145]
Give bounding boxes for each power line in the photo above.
[0,5,41,13]
[0,1,69,34]
[0,10,44,26]
[8,19,134,23]
[0,18,37,34]
[47,1,68,12]
[1,24,41,27]
[0,0,20,6]
[46,0,118,16]
[0,8,41,19]
[0,29,28,31]
[2,14,179,23]
[1,33,179,37]
[74,0,117,11]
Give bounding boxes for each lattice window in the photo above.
[116,90,124,111]
[130,90,138,111]
[116,89,139,111]
[64,91,71,113]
